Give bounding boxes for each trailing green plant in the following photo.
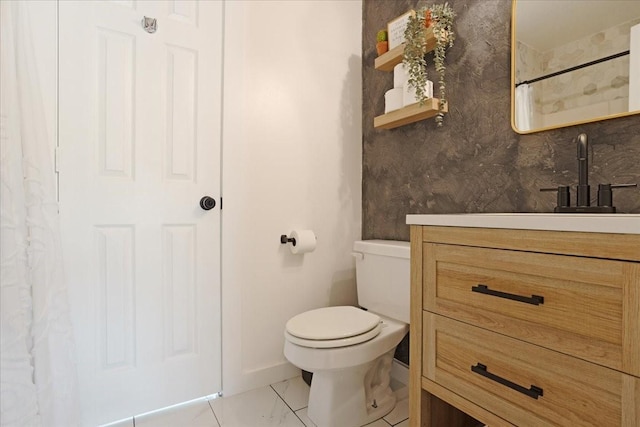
[403,3,455,126]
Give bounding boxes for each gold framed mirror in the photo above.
[511,0,640,134]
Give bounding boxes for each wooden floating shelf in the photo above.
[373,98,447,129]
[374,27,437,72]
[374,44,406,72]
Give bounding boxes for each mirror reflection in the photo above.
[512,0,640,133]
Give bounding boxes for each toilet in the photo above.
[283,240,410,427]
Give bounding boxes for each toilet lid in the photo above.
[284,322,382,348]
[286,306,380,340]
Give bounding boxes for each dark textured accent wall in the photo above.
[363,0,640,242]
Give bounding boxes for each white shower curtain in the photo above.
[0,2,80,426]
[515,83,533,131]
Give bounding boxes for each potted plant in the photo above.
[403,3,455,126]
[376,29,388,56]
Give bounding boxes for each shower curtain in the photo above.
[0,2,80,426]
[515,83,533,131]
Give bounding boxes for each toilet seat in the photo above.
[285,323,382,348]
[285,306,382,349]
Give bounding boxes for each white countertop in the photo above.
[406,213,640,234]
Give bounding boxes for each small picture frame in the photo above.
[387,10,415,50]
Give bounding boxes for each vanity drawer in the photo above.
[423,243,640,375]
[422,313,640,427]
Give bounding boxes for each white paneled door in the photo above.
[58,1,222,425]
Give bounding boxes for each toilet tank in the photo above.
[353,240,410,324]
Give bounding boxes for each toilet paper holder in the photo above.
[280,234,296,246]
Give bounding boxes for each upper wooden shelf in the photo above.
[374,27,437,72]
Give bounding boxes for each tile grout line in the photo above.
[269,384,310,427]
[207,398,222,427]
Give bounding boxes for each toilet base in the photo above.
[306,349,397,427]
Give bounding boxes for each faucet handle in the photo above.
[597,183,638,208]
[540,185,571,208]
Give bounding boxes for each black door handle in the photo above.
[199,196,216,211]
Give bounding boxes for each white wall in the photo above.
[222,1,363,395]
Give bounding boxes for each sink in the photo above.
[405,213,640,234]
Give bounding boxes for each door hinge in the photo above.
[220,197,223,210]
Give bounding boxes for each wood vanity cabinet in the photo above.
[409,225,640,427]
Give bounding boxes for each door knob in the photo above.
[199,196,216,211]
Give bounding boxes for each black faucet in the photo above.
[540,133,637,213]
[575,133,590,207]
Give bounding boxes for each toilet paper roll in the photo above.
[403,79,433,107]
[393,63,407,88]
[384,88,404,113]
[289,229,317,254]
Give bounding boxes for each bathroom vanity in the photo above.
[406,214,640,426]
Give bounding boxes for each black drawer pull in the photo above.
[471,363,543,400]
[471,284,544,305]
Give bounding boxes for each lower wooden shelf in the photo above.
[373,98,447,129]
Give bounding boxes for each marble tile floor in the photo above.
[108,376,409,427]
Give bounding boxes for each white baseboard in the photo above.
[222,360,300,397]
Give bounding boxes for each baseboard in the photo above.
[222,360,300,397]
